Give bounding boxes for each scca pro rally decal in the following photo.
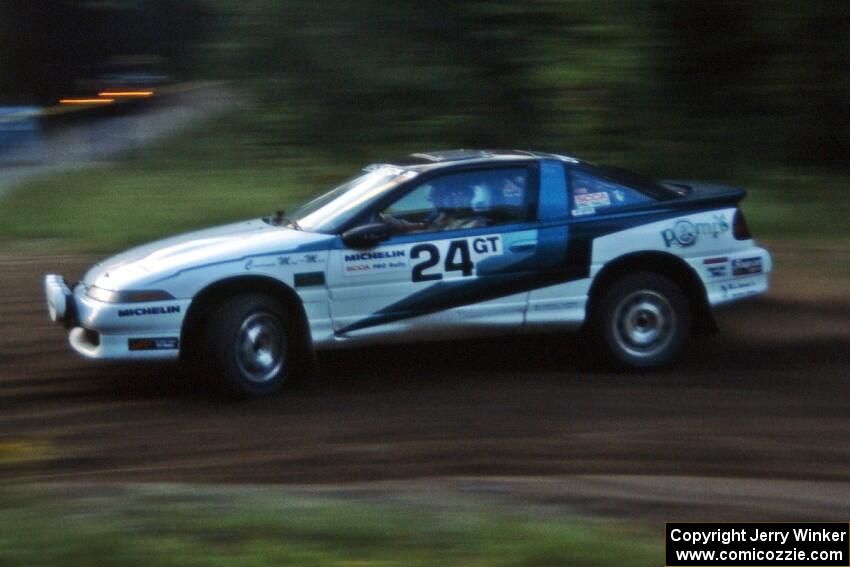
[661,215,729,248]
[344,248,409,275]
[118,305,180,317]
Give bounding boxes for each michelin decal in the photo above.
[344,248,409,275]
[118,305,181,318]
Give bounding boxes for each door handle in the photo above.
[509,242,536,253]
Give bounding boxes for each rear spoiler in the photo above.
[661,180,746,207]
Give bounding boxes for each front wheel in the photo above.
[594,272,691,370]
[202,293,291,398]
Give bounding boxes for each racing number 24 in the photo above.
[411,241,473,282]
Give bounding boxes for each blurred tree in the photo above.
[0,1,95,103]
[2,0,847,172]
[757,1,850,167]
[650,0,850,171]
[210,0,644,155]
[0,0,208,104]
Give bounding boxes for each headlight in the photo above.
[87,286,175,303]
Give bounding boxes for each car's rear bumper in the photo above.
[44,274,188,361]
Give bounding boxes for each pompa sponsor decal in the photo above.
[661,215,729,248]
[118,305,180,317]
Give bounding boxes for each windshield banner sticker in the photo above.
[574,191,611,208]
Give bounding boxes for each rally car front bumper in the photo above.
[44,274,189,361]
[44,274,76,327]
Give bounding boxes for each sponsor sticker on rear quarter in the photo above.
[732,256,762,276]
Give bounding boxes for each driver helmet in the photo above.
[430,183,475,213]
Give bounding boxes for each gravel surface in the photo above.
[1,246,848,518]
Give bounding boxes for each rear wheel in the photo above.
[202,293,291,398]
[594,271,691,370]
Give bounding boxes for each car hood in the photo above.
[83,219,331,290]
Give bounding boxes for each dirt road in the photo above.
[1,245,848,502]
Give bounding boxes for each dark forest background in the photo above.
[2,1,848,175]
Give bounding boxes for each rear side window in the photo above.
[570,168,653,217]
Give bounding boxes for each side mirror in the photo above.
[341,222,392,249]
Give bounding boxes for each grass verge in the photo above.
[0,484,658,566]
[0,112,359,253]
[0,114,846,252]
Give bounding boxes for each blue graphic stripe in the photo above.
[337,207,712,334]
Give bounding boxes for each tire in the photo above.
[202,293,291,398]
[593,271,691,370]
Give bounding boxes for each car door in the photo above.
[524,161,666,328]
[326,164,542,340]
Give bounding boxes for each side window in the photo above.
[570,168,653,217]
[384,185,433,219]
[380,168,532,234]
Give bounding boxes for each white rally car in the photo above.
[45,150,771,397]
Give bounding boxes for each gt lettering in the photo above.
[472,236,499,255]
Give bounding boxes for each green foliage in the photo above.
[3,1,849,167]
[0,114,355,252]
[0,486,659,566]
[0,113,846,251]
[1,2,848,250]
[199,1,850,175]
[740,169,850,243]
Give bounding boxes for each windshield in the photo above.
[288,167,418,233]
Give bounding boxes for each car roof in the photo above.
[363,150,680,201]
[370,149,582,172]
